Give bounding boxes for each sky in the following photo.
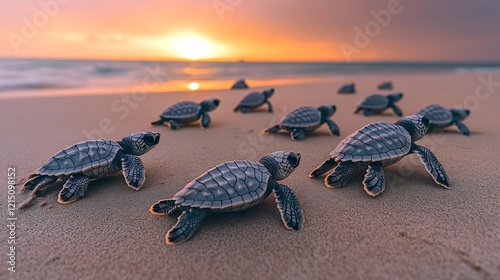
[1,0,500,62]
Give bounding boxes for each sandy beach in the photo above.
[1,71,499,279]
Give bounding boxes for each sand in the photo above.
[1,71,499,279]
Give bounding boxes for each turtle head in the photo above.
[200,98,220,112]
[450,108,470,121]
[263,88,275,98]
[317,105,337,119]
[259,151,301,180]
[387,92,403,103]
[119,131,160,155]
[395,114,429,142]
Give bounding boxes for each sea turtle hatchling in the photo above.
[150,151,303,245]
[22,132,160,204]
[234,88,274,113]
[309,115,450,196]
[264,105,340,141]
[416,104,471,136]
[354,93,403,116]
[150,98,220,129]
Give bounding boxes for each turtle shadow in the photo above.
[426,128,479,136]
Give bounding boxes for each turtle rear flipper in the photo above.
[272,182,303,231]
[150,119,165,126]
[325,161,356,188]
[455,121,470,136]
[166,208,207,245]
[58,174,89,204]
[23,175,57,193]
[390,104,403,117]
[264,125,281,134]
[363,109,373,116]
[309,158,337,177]
[412,144,450,188]
[122,155,145,190]
[150,199,180,216]
[291,128,305,141]
[363,162,385,196]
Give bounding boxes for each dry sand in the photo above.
[1,72,499,279]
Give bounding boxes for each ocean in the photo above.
[1,58,499,98]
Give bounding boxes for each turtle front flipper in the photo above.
[200,111,211,128]
[150,118,165,126]
[325,119,340,136]
[325,161,357,188]
[291,128,305,141]
[58,174,89,204]
[167,120,180,130]
[121,155,145,190]
[272,182,303,231]
[264,125,281,134]
[411,144,450,188]
[362,162,385,196]
[233,106,240,112]
[150,199,181,216]
[309,158,337,177]
[166,208,207,245]
[390,104,403,117]
[454,121,470,136]
[265,100,273,112]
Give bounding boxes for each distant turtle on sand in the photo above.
[338,83,355,94]
[309,115,450,196]
[264,105,340,141]
[416,104,471,135]
[150,151,303,245]
[231,79,249,89]
[150,99,220,129]
[354,93,404,116]
[378,81,393,90]
[22,132,160,205]
[234,88,274,113]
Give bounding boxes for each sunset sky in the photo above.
[1,0,500,62]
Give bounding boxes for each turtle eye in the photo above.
[144,134,155,145]
[288,153,300,167]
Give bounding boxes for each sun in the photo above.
[170,35,215,60]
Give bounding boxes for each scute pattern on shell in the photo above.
[239,92,265,107]
[358,94,389,110]
[160,101,201,119]
[280,106,321,128]
[173,160,271,211]
[416,104,452,127]
[332,122,411,163]
[36,140,122,176]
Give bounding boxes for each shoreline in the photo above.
[1,71,499,279]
